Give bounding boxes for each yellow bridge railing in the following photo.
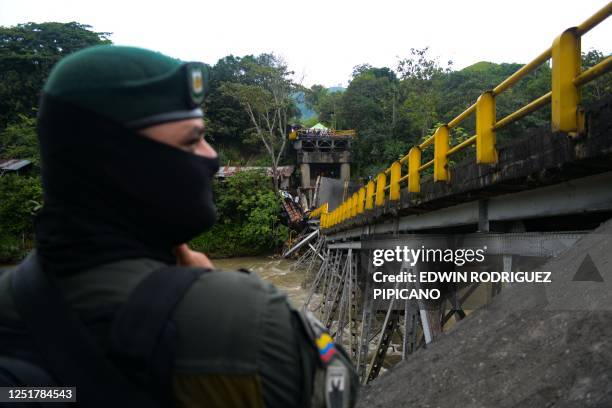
[309,202,328,219]
[311,3,612,231]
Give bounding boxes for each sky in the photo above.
[0,0,610,87]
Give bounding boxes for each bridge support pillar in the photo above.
[340,163,350,182]
[300,163,311,188]
[358,261,375,382]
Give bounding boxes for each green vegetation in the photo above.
[0,22,111,128]
[0,22,109,262]
[204,54,301,176]
[0,173,42,261]
[217,54,299,191]
[304,47,611,177]
[0,21,609,260]
[0,120,42,261]
[190,170,288,257]
[0,115,42,261]
[0,115,40,170]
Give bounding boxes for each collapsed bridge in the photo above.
[296,4,612,391]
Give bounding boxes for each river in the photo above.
[2,256,306,307]
[211,256,307,308]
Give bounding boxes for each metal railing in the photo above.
[312,3,612,231]
[309,202,328,219]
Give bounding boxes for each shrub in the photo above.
[0,174,42,262]
[190,170,288,257]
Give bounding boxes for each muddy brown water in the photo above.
[211,256,306,308]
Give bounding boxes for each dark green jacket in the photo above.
[0,257,318,407]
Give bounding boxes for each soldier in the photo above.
[0,45,357,408]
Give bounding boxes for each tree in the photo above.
[318,92,343,129]
[0,173,42,262]
[304,84,328,112]
[189,170,288,257]
[219,54,299,192]
[334,65,403,175]
[204,56,252,152]
[0,115,39,170]
[397,48,452,138]
[0,22,111,128]
[581,49,612,105]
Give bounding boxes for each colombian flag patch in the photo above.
[316,333,337,363]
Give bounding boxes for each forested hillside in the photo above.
[0,23,609,260]
[304,48,611,177]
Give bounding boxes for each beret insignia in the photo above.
[186,62,205,107]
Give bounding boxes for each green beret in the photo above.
[43,45,206,128]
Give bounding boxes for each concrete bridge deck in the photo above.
[299,98,612,387]
[326,98,612,240]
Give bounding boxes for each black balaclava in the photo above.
[35,46,219,275]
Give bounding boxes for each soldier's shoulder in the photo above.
[172,268,294,373]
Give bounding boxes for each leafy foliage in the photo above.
[218,54,299,191]
[0,115,40,169]
[0,174,42,261]
[0,22,111,128]
[305,47,610,179]
[190,170,288,257]
[1,19,609,260]
[0,22,108,260]
[0,114,43,261]
[581,49,612,106]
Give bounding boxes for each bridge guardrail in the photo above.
[308,202,328,219]
[312,3,611,231]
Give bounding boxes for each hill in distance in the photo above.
[293,86,346,121]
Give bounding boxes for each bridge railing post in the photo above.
[344,200,350,221]
[365,180,375,210]
[357,187,366,214]
[433,125,450,182]
[375,173,386,207]
[344,198,350,221]
[344,198,351,221]
[408,147,421,193]
[552,28,581,133]
[476,91,498,164]
[390,161,401,201]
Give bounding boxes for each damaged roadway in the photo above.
[357,218,612,408]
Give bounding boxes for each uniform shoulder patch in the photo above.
[299,311,337,365]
